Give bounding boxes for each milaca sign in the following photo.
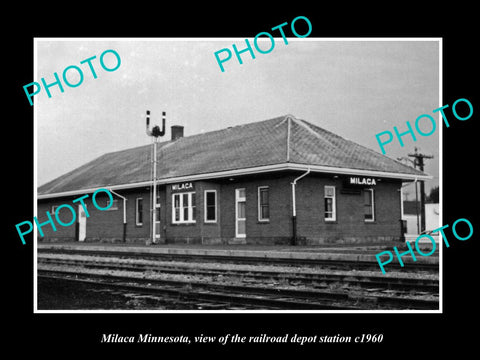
[171,182,194,192]
[346,176,377,187]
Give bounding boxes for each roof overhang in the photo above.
[37,162,431,200]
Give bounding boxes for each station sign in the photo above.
[344,176,377,188]
[171,182,195,192]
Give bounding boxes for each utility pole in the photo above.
[408,147,433,233]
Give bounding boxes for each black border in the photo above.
[6,4,479,355]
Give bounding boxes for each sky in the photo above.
[35,38,440,198]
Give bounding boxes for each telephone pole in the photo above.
[408,148,433,233]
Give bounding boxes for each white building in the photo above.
[403,201,439,243]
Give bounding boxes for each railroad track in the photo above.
[38,247,438,272]
[37,268,438,310]
[37,253,439,310]
[38,256,439,293]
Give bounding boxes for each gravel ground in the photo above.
[37,253,439,280]
[39,242,440,254]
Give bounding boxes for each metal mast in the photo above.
[146,110,166,244]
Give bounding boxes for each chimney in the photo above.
[171,125,184,141]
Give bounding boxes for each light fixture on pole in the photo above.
[145,110,166,244]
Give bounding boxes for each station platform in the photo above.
[37,241,439,265]
[405,234,440,244]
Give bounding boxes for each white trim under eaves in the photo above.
[37,162,432,200]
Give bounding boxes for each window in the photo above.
[105,199,119,211]
[174,194,181,222]
[258,186,269,221]
[182,193,189,221]
[204,190,217,223]
[172,192,196,223]
[324,185,336,221]
[136,198,143,226]
[364,189,375,222]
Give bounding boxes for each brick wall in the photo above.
[165,181,222,244]
[295,175,402,244]
[37,198,76,241]
[37,188,152,243]
[219,175,292,244]
[37,172,403,245]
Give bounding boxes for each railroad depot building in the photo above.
[37,115,430,245]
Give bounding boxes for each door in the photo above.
[78,204,86,241]
[235,188,246,238]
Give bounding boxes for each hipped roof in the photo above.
[38,115,428,198]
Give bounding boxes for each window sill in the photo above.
[171,222,197,226]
